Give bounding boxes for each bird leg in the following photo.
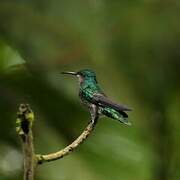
[89,104,99,125]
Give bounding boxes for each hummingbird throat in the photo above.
[77,75,84,85]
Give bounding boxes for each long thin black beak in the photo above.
[61,71,77,76]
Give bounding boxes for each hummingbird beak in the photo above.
[61,71,77,76]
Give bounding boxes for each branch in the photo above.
[16,103,98,179]
[36,120,97,164]
[16,104,35,180]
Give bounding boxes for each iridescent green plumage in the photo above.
[62,69,132,125]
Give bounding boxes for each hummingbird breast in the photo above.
[78,77,103,116]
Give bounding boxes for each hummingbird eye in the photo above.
[77,72,83,76]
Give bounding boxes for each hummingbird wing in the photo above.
[92,93,132,112]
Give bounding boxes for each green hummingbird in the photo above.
[62,69,132,125]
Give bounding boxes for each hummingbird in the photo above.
[62,69,132,125]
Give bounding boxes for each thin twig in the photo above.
[36,120,97,164]
[16,104,35,180]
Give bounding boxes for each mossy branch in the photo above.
[16,104,35,180]
[16,104,98,179]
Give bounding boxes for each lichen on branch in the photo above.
[16,104,34,136]
[16,104,35,180]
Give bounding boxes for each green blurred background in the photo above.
[0,0,180,180]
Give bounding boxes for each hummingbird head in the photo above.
[62,69,97,84]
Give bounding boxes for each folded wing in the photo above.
[92,93,132,112]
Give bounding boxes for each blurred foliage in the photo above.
[0,0,180,180]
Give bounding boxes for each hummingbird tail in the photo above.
[117,116,131,126]
[101,107,131,126]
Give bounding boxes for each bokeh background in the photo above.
[0,0,180,180]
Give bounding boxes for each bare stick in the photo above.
[16,104,35,180]
[36,119,97,164]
